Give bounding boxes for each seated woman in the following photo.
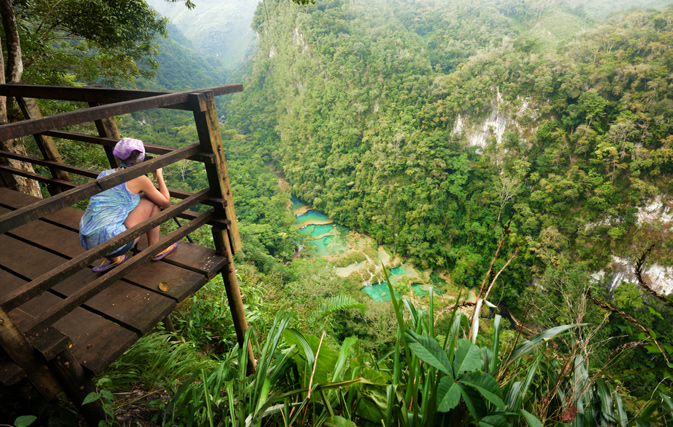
[79,138,177,272]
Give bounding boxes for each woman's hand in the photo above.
[153,168,164,181]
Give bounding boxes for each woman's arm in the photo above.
[127,168,171,209]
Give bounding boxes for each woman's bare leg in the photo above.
[124,196,162,246]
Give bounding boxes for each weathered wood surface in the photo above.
[0,187,228,381]
[41,130,217,165]
[190,92,241,253]
[0,85,243,141]
[0,83,242,104]
[0,188,210,311]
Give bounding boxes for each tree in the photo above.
[0,0,168,195]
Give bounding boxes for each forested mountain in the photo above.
[145,0,258,69]
[225,0,673,284]
[134,24,226,90]
[215,0,673,399]
[10,0,673,424]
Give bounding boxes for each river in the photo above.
[292,196,441,302]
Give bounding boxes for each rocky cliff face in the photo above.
[593,197,673,296]
[451,88,539,151]
[456,90,673,297]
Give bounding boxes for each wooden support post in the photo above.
[189,91,253,372]
[15,97,70,194]
[189,92,241,253]
[48,348,106,427]
[162,314,176,333]
[213,227,256,374]
[89,102,120,168]
[0,307,62,400]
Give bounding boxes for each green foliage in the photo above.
[18,0,168,85]
[13,416,37,427]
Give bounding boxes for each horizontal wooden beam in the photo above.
[41,131,216,164]
[0,165,77,189]
[0,151,98,178]
[0,144,200,234]
[0,189,212,312]
[0,84,242,141]
[0,83,243,105]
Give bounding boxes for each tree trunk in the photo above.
[0,0,41,197]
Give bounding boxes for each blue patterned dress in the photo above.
[79,169,141,250]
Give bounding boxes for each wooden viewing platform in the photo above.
[0,84,252,425]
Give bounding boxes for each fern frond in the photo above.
[315,295,366,319]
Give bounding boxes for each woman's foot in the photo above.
[152,243,177,261]
[92,255,128,273]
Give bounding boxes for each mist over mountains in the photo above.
[146,0,259,70]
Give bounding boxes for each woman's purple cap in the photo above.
[113,138,145,162]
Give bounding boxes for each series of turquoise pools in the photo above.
[293,196,440,302]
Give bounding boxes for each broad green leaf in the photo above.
[521,409,543,427]
[505,354,540,410]
[333,337,358,381]
[403,298,421,329]
[324,416,357,427]
[461,384,487,420]
[506,324,586,363]
[14,416,37,427]
[595,379,614,423]
[82,392,100,405]
[359,367,387,384]
[479,414,511,427]
[489,315,502,374]
[284,329,339,386]
[504,381,522,409]
[660,391,673,412]
[356,380,389,423]
[454,339,482,375]
[405,330,451,375]
[437,375,461,412]
[460,372,506,410]
[645,345,661,354]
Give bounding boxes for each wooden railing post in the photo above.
[89,102,121,168]
[48,347,107,427]
[190,91,255,373]
[0,307,61,399]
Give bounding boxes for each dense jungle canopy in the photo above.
[3,0,673,425]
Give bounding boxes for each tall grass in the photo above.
[101,268,673,426]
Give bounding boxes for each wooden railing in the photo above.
[0,83,254,424]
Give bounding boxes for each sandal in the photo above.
[152,243,177,261]
[92,254,128,273]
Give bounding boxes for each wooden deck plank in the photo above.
[0,234,66,279]
[53,275,176,335]
[8,291,137,375]
[0,186,81,230]
[122,260,207,303]
[0,194,209,303]
[159,240,227,280]
[0,269,26,294]
[0,234,177,336]
[0,356,25,386]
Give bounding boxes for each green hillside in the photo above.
[134,23,225,91]
[9,0,673,424]
[146,0,258,69]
